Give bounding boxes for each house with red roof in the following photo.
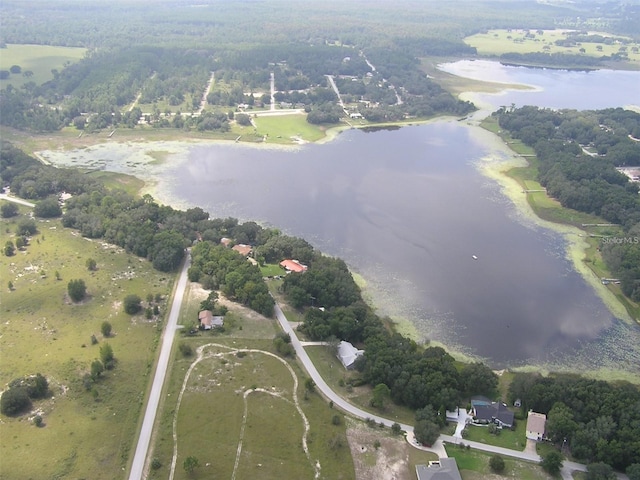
[279,259,308,273]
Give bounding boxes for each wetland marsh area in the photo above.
[40,61,640,380]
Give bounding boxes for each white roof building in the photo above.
[337,340,364,369]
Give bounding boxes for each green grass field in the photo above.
[0,208,173,479]
[260,262,285,277]
[465,29,640,67]
[445,443,554,480]
[0,44,87,88]
[254,114,327,144]
[149,340,355,480]
[462,422,527,451]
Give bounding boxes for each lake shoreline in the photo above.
[33,67,639,379]
[460,98,637,325]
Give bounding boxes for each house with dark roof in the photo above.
[472,400,514,428]
[415,459,462,480]
[526,411,546,441]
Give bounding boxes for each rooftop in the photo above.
[416,459,462,480]
[526,411,547,435]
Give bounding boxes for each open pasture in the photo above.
[0,44,87,88]
[466,29,640,65]
[150,341,354,480]
[254,113,327,144]
[0,211,172,479]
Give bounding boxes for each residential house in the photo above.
[198,310,224,330]
[472,397,514,428]
[526,411,546,441]
[279,259,308,273]
[415,459,463,480]
[220,237,232,247]
[232,244,252,256]
[337,340,364,369]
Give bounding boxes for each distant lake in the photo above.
[438,59,640,110]
[43,61,640,375]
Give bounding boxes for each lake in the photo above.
[41,61,640,376]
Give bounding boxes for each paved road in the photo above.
[0,193,35,207]
[325,75,345,110]
[128,251,191,480]
[274,303,412,432]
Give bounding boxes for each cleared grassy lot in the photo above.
[254,113,328,143]
[0,210,172,479]
[149,339,355,480]
[0,44,87,88]
[466,29,640,66]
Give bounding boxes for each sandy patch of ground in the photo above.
[190,283,274,324]
[346,419,412,480]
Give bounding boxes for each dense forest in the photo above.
[4,0,638,133]
[496,107,640,301]
[0,41,474,132]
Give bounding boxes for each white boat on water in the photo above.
[472,255,478,260]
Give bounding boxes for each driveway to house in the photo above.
[128,251,191,480]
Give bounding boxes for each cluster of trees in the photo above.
[496,107,640,300]
[1,141,102,198]
[509,372,640,472]
[188,241,274,317]
[0,374,48,416]
[357,47,476,120]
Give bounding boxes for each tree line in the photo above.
[496,106,640,301]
